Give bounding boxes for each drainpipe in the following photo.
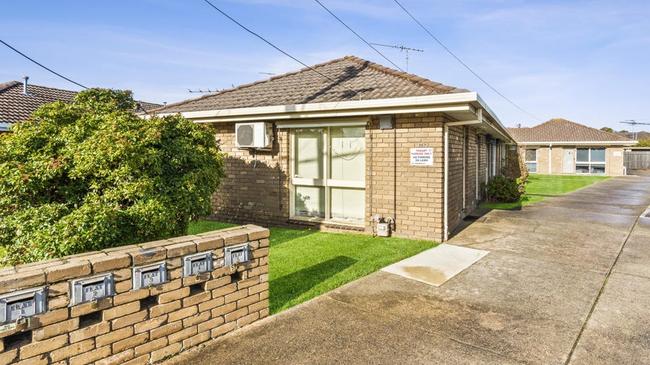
[443,124,449,242]
[548,144,553,173]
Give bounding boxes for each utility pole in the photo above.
[370,43,424,72]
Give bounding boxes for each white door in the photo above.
[563,149,575,173]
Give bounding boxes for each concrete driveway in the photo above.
[166,176,650,365]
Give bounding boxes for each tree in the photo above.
[638,139,650,147]
[0,89,224,265]
[600,127,614,133]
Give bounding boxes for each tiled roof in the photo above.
[507,118,634,143]
[153,55,468,114]
[0,81,162,125]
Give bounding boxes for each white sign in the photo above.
[410,148,434,166]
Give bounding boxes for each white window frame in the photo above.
[289,126,365,226]
[525,148,538,173]
[576,148,606,174]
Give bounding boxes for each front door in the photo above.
[563,149,575,173]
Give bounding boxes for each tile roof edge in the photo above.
[150,55,469,114]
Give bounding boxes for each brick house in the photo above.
[508,119,636,176]
[154,56,514,241]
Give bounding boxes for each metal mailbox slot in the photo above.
[133,261,167,290]
[183,252,213,277]
[70,273,115,306]
[224,243,250,267]
[0,287,47,324]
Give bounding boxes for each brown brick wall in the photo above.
[366,114,446,241]
[211,115,492,242]
[0,225,269,365]
[211,123,290,226]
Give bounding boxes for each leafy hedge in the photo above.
[0,89,224,265]
[485,175,526,203]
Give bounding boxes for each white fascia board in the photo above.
[518,141,638,146]
[192,104,473,123]
[157,92,479,121]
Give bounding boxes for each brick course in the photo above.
[0,225,269,364]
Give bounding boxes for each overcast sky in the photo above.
[2,0,649,129]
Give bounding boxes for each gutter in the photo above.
[517,141,637,146]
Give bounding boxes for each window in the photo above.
[525,149,538,173]
[292,126,365,224]
[576,148,605,174]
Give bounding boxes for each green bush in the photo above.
[0,89,224,265]
[485,175,525,203]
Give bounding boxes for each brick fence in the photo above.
[0,225,270,365]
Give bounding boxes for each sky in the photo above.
[2,0,649,130]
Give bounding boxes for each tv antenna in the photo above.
[619,120,650,141]
[187,88,220,94]
[259,72,276,76]
[369,43,424,71]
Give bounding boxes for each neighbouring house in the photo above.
[0,77,161,132]
[152,56,515,241]
[508,119,637,176]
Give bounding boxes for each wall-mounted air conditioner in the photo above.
[235,122,273,149]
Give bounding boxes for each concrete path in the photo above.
[166,176,650,365]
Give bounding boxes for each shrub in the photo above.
[0,89,224,265]
[485,175,525,203]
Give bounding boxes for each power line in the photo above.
[0,38,88,89]
[312,0,404,72]
[391,0,542,122]
[202,0,361,99]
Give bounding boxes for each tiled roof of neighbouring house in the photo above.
[507,118,635,143]
[0,81,162,125]
[153,55,469,114]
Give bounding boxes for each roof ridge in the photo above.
[543,118,630,139]
[150,56,353,113]
[342,55,467,93]
[0,81,21,94]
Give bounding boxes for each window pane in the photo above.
[294,186,325,218]
[330,127,365,182]
[590,165,605,174]
[294,129,323,179]
[525,149,537,162]
[576,149,589,162]
[330,188,364,223]
[526,162,537,173]
[576,164,590,173]
[591,148,605,162]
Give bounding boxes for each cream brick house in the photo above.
[153,56,514,241]
[508,119,636,176]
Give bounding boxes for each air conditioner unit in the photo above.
[235,122,273,149]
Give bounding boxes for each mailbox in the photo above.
[224,243,250,267]
[133,262,167,290]
[70,273,115,306]
[183,252,213,277]
[0,287,48,324]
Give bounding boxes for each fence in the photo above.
[0,224,269,365]
[625,150,650,171]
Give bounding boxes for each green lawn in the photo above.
[482,174,609,210]
[189,220,436,314]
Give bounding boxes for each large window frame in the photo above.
[576,148,606,174]
[525,148,538,173]
[289,126,366,226]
